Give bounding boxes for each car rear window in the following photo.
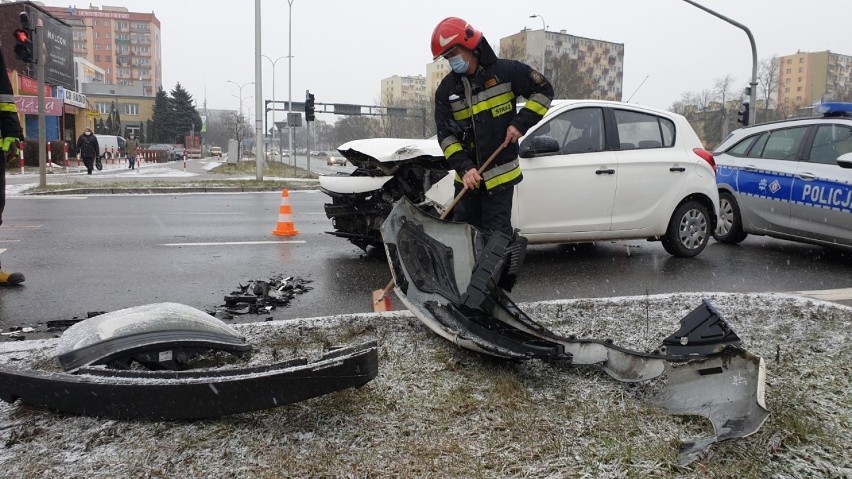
[809,124,852,165]
[726,135,759,157]
[614,110,675,149]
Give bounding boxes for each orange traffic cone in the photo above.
[272,189,299,236]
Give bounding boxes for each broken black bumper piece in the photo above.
[0,340,378,420]
[0,303,379,420]
[380,198,769,465]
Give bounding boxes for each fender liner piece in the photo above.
[379,197,769,464]
[0,341,379,420]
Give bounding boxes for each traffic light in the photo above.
[305,92,315,122]
[14,12,35,63]
[737,102,750,126]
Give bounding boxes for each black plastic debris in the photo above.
[213,275,313,317]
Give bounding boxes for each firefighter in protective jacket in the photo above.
[0,47,25,285]
[432,17,553,238]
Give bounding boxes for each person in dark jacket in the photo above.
[76,127,99,174]
[432,17,554,239]
[0,48,25,285]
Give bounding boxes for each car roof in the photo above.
[715,115,852,152]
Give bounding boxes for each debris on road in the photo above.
[211,275,313,318]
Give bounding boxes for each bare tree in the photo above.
[226,111,251,159]
[332,117,382,146]
[758,55,780,122]
[549,53,596,99]
[713,74,737,141]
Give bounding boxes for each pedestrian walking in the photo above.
[76,127,99,174]
[126,134,139,169]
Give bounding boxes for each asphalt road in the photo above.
[2,160,852,336]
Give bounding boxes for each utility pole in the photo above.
[34,13,47,188]
[254,0,264,180]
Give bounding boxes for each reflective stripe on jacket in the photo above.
[435,45,553,193]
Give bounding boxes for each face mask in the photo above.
[85,131,91,136]
[448,54,469,74]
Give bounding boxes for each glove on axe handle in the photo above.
[375,143,508,303]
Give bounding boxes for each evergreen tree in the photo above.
[112,105,122,136]
[171,83,203,145]
[150,87,174,143]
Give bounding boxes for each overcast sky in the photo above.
[57,0,852,118]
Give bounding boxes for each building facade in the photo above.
[777,51,852,110]
[425,59,450,101]
[380,75,428,107]
[499,29,625,101]
[44,4,163,97]
[82,83,154,138]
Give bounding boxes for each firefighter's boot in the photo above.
[0,270,25,286]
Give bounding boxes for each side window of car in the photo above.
[752,126,809,161]
[613,109,675,150]
[726,135,758,157]
[809,124,852,165]
[524,107,604,155]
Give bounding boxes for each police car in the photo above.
[713,102,852,250]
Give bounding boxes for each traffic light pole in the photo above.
[682,0,757,125]
[36,16,46,188]
[305,89,311,174]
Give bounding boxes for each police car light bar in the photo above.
[818,102,852,117]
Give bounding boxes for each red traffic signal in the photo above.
[13,28,35,63]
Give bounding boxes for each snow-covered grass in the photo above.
[0,292,849,478]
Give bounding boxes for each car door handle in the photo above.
[797,172,817,180]
[669,166,686,172]
[744,164,758,171]
[595,168,615,175]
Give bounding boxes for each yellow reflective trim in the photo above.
[524,100,548,116]
[484,165,522,190]
[452,91,516,121]
[454,172,463,183]
[0,103,18,113]
[443,142,463,159]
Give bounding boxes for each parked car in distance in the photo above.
[147,143,176,161]
[320,100,719,257]
[173,146,186,160]
[713,102,852,251]
[95,134,126,159]
[210,146,222,158]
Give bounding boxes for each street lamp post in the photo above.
[529,14,547,77]
[227,80,253,159]
[262,55,286,158]
[227,80,253,118]
[287,0,295,168]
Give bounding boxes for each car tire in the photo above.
[661,200,711,258]
[713,191,748,244]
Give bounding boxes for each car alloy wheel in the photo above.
[662,200,710,258]
[713,191,748,244]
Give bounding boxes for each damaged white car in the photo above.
[320,100,720,257]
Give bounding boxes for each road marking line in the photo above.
[794,288,852,301]
[0,224,42,229]
[160,240,306,246]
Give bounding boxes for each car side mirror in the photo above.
[520,136,560,158]
[837,152,852,169]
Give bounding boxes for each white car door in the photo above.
[515,107,617,237]
[610,109,687,232]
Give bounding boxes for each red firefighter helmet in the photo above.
[430,17,482,60]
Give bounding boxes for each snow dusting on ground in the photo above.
[0,292,849,478]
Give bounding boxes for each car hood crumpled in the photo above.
[337,137,442,166]
[379,197,769,465]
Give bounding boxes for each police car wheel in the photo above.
[713,191,748,244]
[661,200,710,258]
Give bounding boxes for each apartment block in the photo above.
[777,51,852,109]
[380,75,428,107]
[44,4,162,97]
[500,29,624,101]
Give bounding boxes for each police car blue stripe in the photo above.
[720,164,852,213]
